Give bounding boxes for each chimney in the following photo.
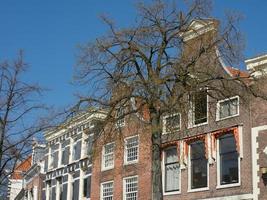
[245,54,267,77]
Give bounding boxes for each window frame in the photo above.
[216,133,241,189]
[188,140,209,192]
[123,175,138,200]
[124,135,139,165]
[101,142,115,171]
[82,174,91,199]
[101,180,114,200]
[162,113,181,134]
[162,147,181,196]
[189,89,209,128]
[115,106,126,128]
[216,96,240,121]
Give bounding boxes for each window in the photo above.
[163,114,181,134]
[217,96,239,120]
[85,135,93,156]
[101,181,114,200]
[72,139,81,161]
[116,107,125,127]
[191,90,208,126]
[124,136,139,164]
[163,147,180,193]
[83,176,91,199]
[102,143,115,170]
[46,181,52,200]
[189,141,208,190]
[57,177,63,200]
[123,176,138,200]
[218,133,239,186]
[49,146,56,169]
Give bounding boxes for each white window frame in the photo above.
[123,175,138,200]
[101,142,115,171]
[56,177,63,200]
[124,135,139,165]
[116,106,126,128]
[162,147,181,196]
[187,141,209,193]
[188,90,209,128]
[216,133,241,189]
[101,181,114,200]
[71,138,81,162]
[162,113,181,134]
[216,96,240,121]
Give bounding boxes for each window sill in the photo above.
[190,122,208,129]
[163,191,181,196]
[216,114,239,122]
[216,182,240,189]
[101,166,114,172]
[124,160,138,166]
[187,187,209,193]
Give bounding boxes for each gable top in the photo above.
[181,19,218,42]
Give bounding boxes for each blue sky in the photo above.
[0,0,266,109]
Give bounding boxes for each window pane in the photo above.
[164,147,179,192]
[124,177,138,200]
[165,114,180,132]
[190,141,208,189]
[165,163,179,192]
[102,182,113,200]
[219,134,239,185]
[165,148,178,163]
[219,97,238,119]
[125,136,139,163]
[193,91,207,125]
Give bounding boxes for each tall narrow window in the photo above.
[102,143,115,170]
[57,177,63,200]
[72,139,81,161]
[190,140,208,189]
[124,136,139,164]
[218,96,239,120]
[83,176,91,199]
[124,176,138,200]
[49,146,56,169]
[46,180,52,200]
[116,107,125,127]
[101,181,113,200]
[164,147,180,193]
[192,90,208,126]
[219,133,239,185]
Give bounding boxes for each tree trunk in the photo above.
[150,110,163,200]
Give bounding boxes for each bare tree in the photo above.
[74,0,262,199]
[0,51,48,195]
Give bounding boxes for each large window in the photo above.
[217,96,239,120]
[124,136,139,164]
[190,140,208,189]
[101,181,114,200]
[102,143,115,170]
[191,90,208,126]
[163,114,181,134]
[123,176,138,200]
[164,147,180,193]
[83,176,91,199]
[218,133,239,185]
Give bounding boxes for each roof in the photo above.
[226,66,250,78]
[10,156,32,180]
